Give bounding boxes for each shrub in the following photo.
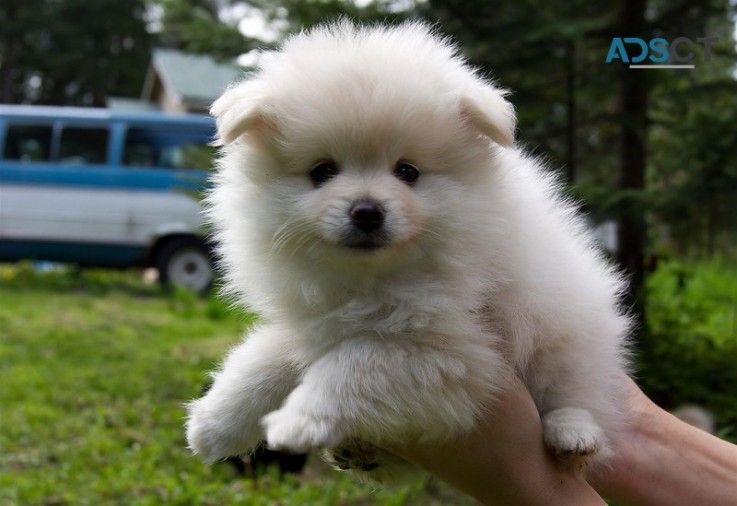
[638,260,737,440]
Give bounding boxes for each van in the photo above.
[0,105,216,292]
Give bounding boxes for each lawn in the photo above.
[2,260,735,504]
[0,264,473,506]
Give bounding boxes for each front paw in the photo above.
[186,398,261,463]
[262,407,346,452]
[542,407,611,473]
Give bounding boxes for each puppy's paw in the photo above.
[323,439,422,485]
[186,398,261,463]
[324,439,382,473]
[542,407,609,471]
[262,407,345,452]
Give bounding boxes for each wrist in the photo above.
[592,393,737,506]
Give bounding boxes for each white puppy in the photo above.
[186,21,631,481]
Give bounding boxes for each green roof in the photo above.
[151,48,244,104]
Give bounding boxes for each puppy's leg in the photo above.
[530,339,626,473]
[186,323,303,462]
[262,335,505,453]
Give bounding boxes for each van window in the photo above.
[58,126,109,164]
[3,124,53,162]
[124,127,214,170]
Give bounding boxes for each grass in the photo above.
[0,264,473,506]
[3,260,735,504]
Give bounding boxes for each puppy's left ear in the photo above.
[461,83,516,147]
[210,79,271,145]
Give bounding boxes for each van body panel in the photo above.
[0,105,214,272]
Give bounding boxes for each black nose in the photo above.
[349,200,385,232]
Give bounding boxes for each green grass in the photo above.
[0,264,472,506]
[3,260,735,504]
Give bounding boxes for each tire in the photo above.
[156,237,214,293]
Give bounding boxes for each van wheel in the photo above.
[156,237,213,293]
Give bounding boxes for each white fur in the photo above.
[186,21,631,480]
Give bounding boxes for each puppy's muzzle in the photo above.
[342,199,390,250]
[350,200,385,232]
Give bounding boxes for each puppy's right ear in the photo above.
[210,79,270,145]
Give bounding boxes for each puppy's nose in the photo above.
[349,200,385,232]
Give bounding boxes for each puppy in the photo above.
[186,21,631,482]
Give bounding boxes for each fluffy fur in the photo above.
[186,21,631,481]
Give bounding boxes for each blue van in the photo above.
[0,105,216,291]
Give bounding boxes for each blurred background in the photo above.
[1,1,736,504]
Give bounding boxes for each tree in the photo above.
[0,0,43,103]
[615,0,648,320]
[0,0,152,106]
[151,0,256,59]
[650,77,737,257]
[647,0,737,257]
[250,0,417,35]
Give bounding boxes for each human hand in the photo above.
[589,374,737,506]
[388,374,737,506]
[385,376,605,505]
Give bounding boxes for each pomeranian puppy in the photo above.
[186,21,631,482]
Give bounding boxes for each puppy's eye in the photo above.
[394,162,420,186]
[309,160,339,187]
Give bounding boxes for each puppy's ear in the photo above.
[210,79,271,145]
[461,83,516,147]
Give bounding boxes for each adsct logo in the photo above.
[605,37,718,69]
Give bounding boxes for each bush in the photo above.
[638,260,737,440]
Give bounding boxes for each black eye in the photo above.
[309,160,339,187]
[394,161,420,185]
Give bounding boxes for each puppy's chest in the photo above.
[312,297,436,337]
[294,289,494,347]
